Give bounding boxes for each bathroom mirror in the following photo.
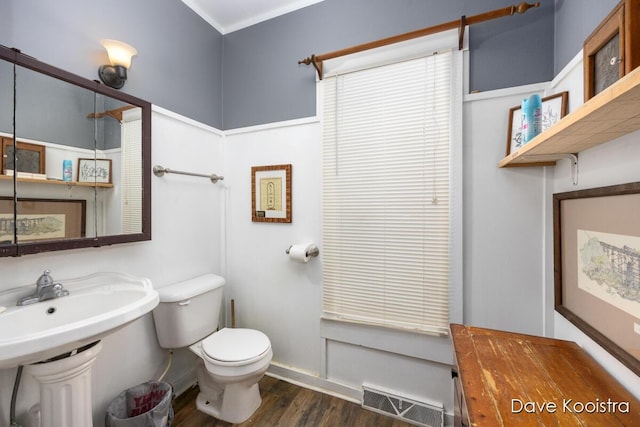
[0,45,151,256]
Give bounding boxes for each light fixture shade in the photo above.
[101,39,137,69]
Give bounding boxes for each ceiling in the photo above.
[182,0,325,34]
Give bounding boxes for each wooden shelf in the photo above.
[499,65,640,167]
[0,174,113,188]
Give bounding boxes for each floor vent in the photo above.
[362,385,443,427]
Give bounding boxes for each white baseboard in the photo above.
[266,361,362,404]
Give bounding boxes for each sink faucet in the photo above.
[17,270,69,306]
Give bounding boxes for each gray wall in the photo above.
[222,0,555,129]
[1,0,223,128]
[554,0,619,75]
[1,0,622,131]
[2,65,125,150]
[14,67,95,149]
[0,59,13,134]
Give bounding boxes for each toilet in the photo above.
[152,274,272,423]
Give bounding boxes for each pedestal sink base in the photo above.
[25,341,103,427]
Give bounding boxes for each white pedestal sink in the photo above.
[0,272,159,426]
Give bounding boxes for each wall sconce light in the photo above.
[98,39,137,89]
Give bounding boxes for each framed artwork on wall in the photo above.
[583,0,640,101]
[251,164,292,223]
[505,92,568,159]
[554,182,640,376]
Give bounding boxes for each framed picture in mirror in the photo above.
[78,158,112,184]
[1,138,46,175]
[0,197,86,243]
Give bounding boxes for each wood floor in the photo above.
[172,375,414,427]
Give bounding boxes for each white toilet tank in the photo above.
[153,274,225,349]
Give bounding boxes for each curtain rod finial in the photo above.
[298,54,323,80]
[515,2,540,15]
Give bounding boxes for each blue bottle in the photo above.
[63,160,72,181]
[528,94,542,141]
[521,98,529,145]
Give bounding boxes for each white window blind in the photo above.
[121,108,142,234]
[322,51,456,336]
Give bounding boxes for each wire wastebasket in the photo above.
[105,381,174,427]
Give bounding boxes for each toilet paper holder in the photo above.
[285,245,320,258]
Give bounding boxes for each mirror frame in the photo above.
[0,45,151,257]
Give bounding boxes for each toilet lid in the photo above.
[202,328,271,362]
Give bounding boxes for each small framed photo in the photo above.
[78,158,112,184]
[251,164,292,223]
[1,138,46,175]
[505,91,568,158]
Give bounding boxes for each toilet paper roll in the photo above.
[288,243,315,263]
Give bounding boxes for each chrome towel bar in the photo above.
[153,165,224,184]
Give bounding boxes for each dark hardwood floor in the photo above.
[172,375,413,427]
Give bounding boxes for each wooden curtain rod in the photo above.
[298,1,540,80]
[87,105,135,121]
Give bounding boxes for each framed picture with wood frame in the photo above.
[78,158,112,184]
[0,197,86,243]
[554,182,640,376]
[505,92,568,162]
[583,0,640,101]
[251,164,292,223]
[1,138,46,175]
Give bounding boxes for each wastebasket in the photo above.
[105,381,174,427]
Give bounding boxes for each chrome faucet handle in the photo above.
[36,270,54,291]
[52,282,68,295]
[40,282,69,301]
[54,283,69,297]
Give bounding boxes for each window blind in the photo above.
[322,52,454,335]
[121,109,142,234]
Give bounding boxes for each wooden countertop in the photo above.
[451,324,640,426]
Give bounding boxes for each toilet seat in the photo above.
[202,328,271,366]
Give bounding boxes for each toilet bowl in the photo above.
[189,328,273,423]
[152,274,272,423]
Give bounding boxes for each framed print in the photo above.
[0,197,86,243]
[251,164,292,223]
[78,158,112,184]
[583,1,624,101]
[1,138,46,175]
[554,182,640,376]
[505,92,568,158]
[583,0,640,101]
